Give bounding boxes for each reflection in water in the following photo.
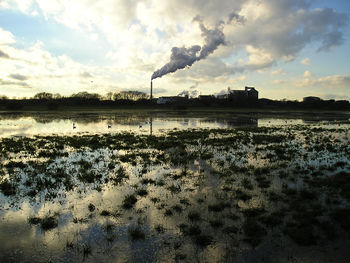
[0,112,260,137]
[1,111,349,138]
[150,117,153,136]
[1,113,350,262]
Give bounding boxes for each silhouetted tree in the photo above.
[34,92,54,100]
[71,91,101,100]
[114,91,148,101]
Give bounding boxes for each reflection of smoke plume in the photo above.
[151,17,226,80]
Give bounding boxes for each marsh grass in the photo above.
[194,234,213,248]
[243,218,266,247]
[154,224,165,233]
[1,123,350,260]
[122,194,138,209]
[100,210,111,216]
[188,211,201,222]
[136,188,148,197]
[172,204,183,213]
[0,179,17,196]
[128,226,146,241]
[208,201,231,212]
[28,216,41,225]
[209,219,224,228]
[88,203,95,212]
[241,178,253,190]
[40,215,58,231]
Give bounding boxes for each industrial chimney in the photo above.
[150,80,153,100]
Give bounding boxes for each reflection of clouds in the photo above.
[0,114,263,137]
[0,118,34,137]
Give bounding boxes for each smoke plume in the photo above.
[177,85,199,98]
[151,17,226,80]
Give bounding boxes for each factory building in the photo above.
[228,86,258,101]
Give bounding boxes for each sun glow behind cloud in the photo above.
[0,0,349,100]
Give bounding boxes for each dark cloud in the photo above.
[323,94,350,100]
[9,74,28,81]
[317,30,345,52]
[0,79,31,88]
[227,12,246,24]
[219,1,348,72]
[80,72,93,78]
[0,50,10,59]
[153,0,348,79]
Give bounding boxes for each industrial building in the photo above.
[228,86,259,101]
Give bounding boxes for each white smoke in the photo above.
[151,16,227,80]
[177,89,199,98]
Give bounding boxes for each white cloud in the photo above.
[0,30,150,96]
[301,58,312,66]
[0,0,348,98]
[245,45,275,69]
[273,79,288,85]
[303,70,314,78]
[296,74,350,89]
[272,69,286,75]
[0,28,15,45]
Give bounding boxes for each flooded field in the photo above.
[1,111,350,262]
[1,110,347,137]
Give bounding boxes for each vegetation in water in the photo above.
[0,122,350,262]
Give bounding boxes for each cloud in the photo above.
[80,72,93,78]
[245,45,275,69]
[295,74,350,89]
[322,93,350,100]
[0,78,31,88]
[2,1,346,73]
[0,0,348,98]
[9,74,28,81]
[303,70,314,78]
[316,75,350,88]
[227,12,246,24]
[0,50,10,59]
[0,27,16,45]
[271,69,286,75]
[273,79,288,85]
[301,58,311,66]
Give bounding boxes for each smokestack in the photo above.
[150,80,153,100]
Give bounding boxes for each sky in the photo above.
[0,0,349,100]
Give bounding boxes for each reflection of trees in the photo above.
[0,112,25,121]
[0,112,348,127]
[200,117,258,128]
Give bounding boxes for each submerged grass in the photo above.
[1,122,350,259]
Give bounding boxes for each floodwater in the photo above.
[0,111,348,137]
[1,111,350,263]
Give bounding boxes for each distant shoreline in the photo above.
[1,105,350,121]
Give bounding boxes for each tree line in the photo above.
[0,91,349,111]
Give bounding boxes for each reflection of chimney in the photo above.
[150,80,153,100]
